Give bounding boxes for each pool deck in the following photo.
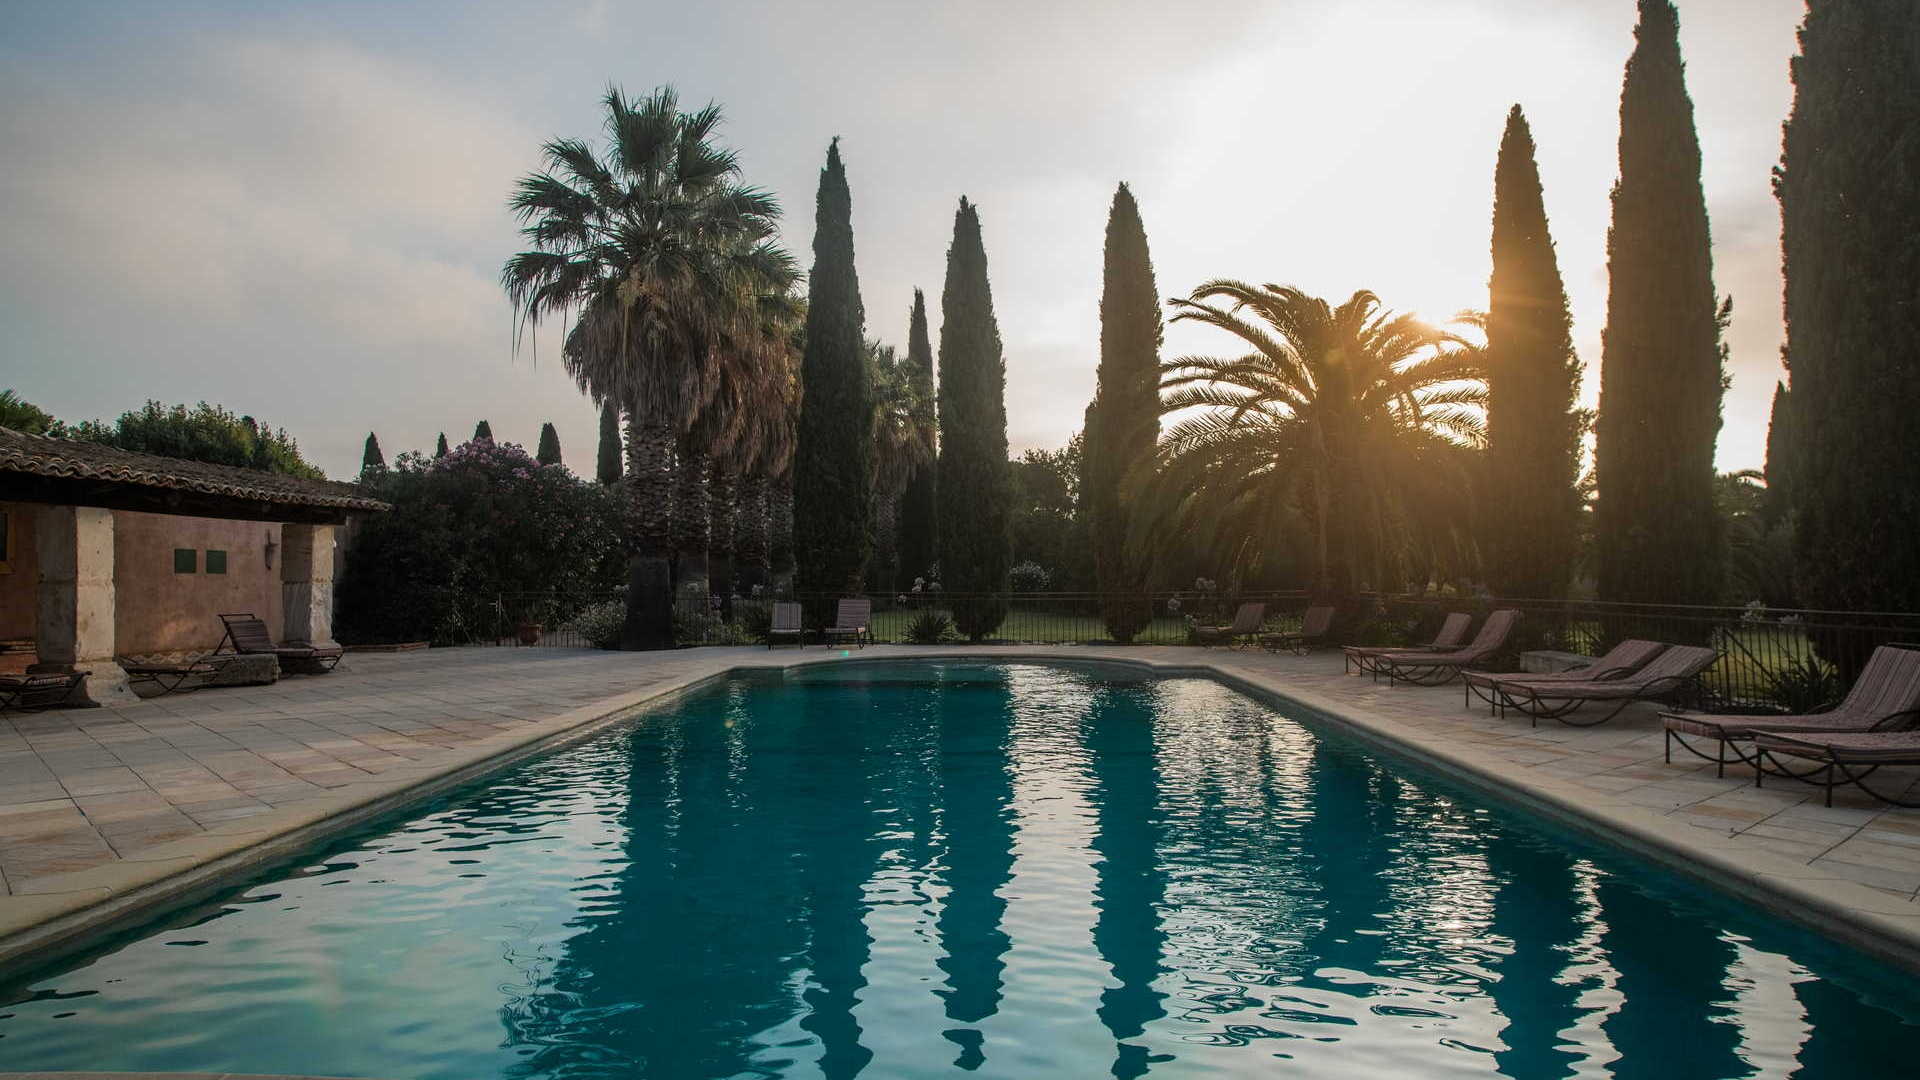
[3,644,1919,973]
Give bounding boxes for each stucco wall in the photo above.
[0,502,38,642]
[113,511,284,655]
[0,504,289,658]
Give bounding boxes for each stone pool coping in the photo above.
[3,645,1919,979]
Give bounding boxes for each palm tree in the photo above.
[1141,282,1486,598]
[868,338,936,590]
[501,86,796,648]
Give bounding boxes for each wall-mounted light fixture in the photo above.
[264,531,278,570]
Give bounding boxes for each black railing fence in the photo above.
[457,588,1920,713]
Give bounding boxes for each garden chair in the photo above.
[1195,602,1266,648]
[1380,609,1521,686]
[822,598,872,649]
[767,602,805,648]
[1344,612,1474,676]
[0,670,88,712]
[1664,644,1920,777]
[1485,644,1719,727]
[1261,605,1336,655]
[121,653,243,695]
[1754,729,1920,807]
[1462,638,1668,712]
[216,613,343,673]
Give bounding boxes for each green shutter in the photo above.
[206,550,228,574]
[173,548,197,573]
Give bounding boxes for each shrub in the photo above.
[906,611,955,644]
[1009,561,1051,593]
[336,441,626,645]
[1766,655,1841,714]
[564,599,627,650]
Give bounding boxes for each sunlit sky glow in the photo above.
[0,0,1801,478]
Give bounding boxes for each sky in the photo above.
[0,0,1805,480]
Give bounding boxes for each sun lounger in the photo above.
[120,654,243,695]
[216,612,343,673]
[1195,602,1266,648]
[1462,638,1668,713]
[822,598,872,649]
[0,670,88,711]
[767,602,805,648]
[1260,605,1335,655]
[1345,612,1474,675]
[1487,644,1719,726]
[1664,644,1920,777]
[1380,609,1520,686]
[1754,730,1920,808]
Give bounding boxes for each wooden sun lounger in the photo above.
[1462,639,1668,713]
[216,613,343,673]
[1485,644,1719,727]
[822,599,872,649]
[1664,644,1920,777]
[120,653,245,695]
[1380,609,1520,686]
[1260,605,1335,655]
[767,602,805,648]
[1195,602,1266,648]
[1344,612,1474,675]
[0,670,89,712]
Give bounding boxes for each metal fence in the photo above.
[457,588,1920,713]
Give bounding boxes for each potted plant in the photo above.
[516,619,543,645]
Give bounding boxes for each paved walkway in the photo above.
[3,644,1918,957]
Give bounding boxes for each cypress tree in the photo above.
[536,422,562,466]
[1762,381,1793,528]
[936,197,1012,640]
[1593,0,1724,606]
[1083,182,1162,641]
[792,138,874,618]
[473,419,493,443]
[895,288,939,588]
[595,403,623,484]
[360,432,385,474]
[434,432,449,458]
[1781,0,1920,619]
[1484,107,1583,600]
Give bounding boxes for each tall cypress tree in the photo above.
[793,138,874,616]
[895,289,939,587]
[473,419,493,443]
[1782,0,1920,619]
[434,432,449,458]
[1593,0,1724,606]
[1762,381,1793,528]
[1083,182,1162,641]
[360,432,385,475]
[937,197,1012,640]
[536,422,563,466]
[1484,107,1582,600]
[596,403,623,484]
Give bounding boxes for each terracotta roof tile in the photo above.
[0,426,389,513]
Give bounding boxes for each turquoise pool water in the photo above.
[2,660,1918,1078]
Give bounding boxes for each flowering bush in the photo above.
[1009,561,1052,593]
[337,440,627,644]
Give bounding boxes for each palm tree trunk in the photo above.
[736,472,772,597]
[708,463,737,615]
[672,433,711,612]
[770,473,796,596]
[622,415,675,650]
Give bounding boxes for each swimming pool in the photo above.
[2,659,1917,1078]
